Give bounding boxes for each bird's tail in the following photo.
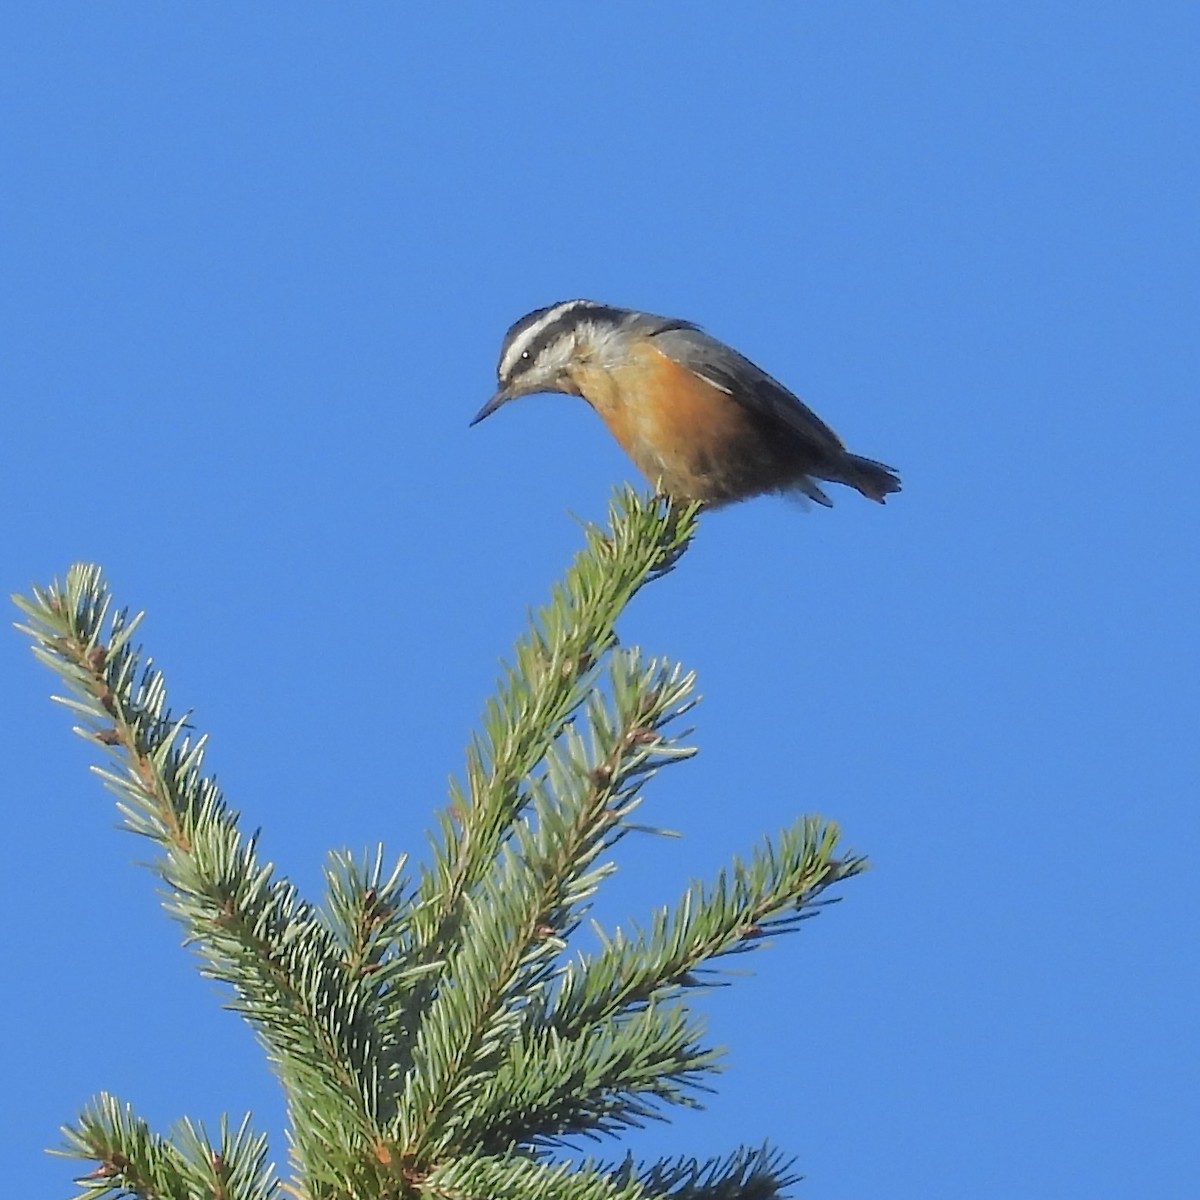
[844,454,902,504]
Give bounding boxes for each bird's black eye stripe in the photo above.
[515,321,575,375]
[497,305,554,379]
[504,345,541,382]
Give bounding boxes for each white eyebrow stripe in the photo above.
[499,300,589,380]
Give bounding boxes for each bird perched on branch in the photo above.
[472,299,900,509]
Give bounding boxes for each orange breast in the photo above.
[569,343,760,501]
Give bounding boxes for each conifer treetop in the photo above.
[15,489,865,1200]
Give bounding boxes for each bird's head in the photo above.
[471,299,631,425]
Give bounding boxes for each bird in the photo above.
[471,299,900,509]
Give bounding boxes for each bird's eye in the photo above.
[521,350,531,361]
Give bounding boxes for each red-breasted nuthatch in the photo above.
[471,300,900,508]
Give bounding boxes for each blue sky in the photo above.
[2,5,1196,1197]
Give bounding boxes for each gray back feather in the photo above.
[650,325,847,456]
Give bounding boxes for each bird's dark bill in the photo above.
[469,389,513,426]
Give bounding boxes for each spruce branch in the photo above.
[549,819,865,1037]
[464,1001,719,1150]
[15,567,389,1175]
[396,649,700,1156]
[319,847,422,984]
[426,1150,650,1200]
[17,488,867,1200]
[409,490,700,967]
[57,1094,277,1200]
[627,1145,801,1200]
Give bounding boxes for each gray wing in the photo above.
[650,324,848,456]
